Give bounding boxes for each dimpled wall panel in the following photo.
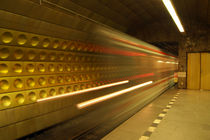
[0,28,142,110]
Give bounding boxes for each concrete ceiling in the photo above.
[46,0,210,55]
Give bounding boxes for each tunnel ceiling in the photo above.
[49,0,209,56]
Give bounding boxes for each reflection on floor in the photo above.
[103,89,210,140]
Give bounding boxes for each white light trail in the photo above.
[157,60,164,63]
[77,81,153,109]
[37,80,129,102]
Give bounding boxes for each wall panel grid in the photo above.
[0,28,143,110]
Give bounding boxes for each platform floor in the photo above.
[102,88,210,140]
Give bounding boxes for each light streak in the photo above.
[37,80,129,102]
[157,60,164,63]
[162,0,184,32]
[77,81,153,109]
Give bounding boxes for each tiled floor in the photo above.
[102,89,210,140]
[102,87,178,140]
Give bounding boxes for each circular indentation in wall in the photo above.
[81,56,85,62]
[96,73,100,78]
[58,54,64,61]
[92,57,96,62]
[1,96,11,107]
[83,75,88,80]
[95,66,98,71]
[66,64,71,72]
[61,41,68,50]
[14,49,24,60]
[0,48,9,59]
[27,78,35,88]
[38,77,46,86]
[17,34,27,45]
[80,84,85,90]
[81,75,85,81]
[28,92,37,101]
[13,63,22,73]
[26,64,35,73]
[66,86,72,92]
[86,57,91,62]
[14,79,23,89]
[77,45,82,51]
[82,45,88,52]
[71,76,75,82]
[15,94,25,105]
[73,85,79,91]
[38,64,45,72]
[48,64,55,72]
[42,38,50,48]
[31,37,39,47]
[93,66,96,71]
[78,75,82,81]
[1,32,13,43]
[80,45,84,51]
[81,66,84,71]
[81,75,86,81]
[49,89,56,96]
[75,56,79,62]
[74,66,78,71]
[87,83,92,88]
[71,66,75,72]
[48,76,55,84]
[39,51,47,60]
[70,44,75,50]
[57,76,63,83]
[83,46,88,52]
[86,66,90,71]
[89,75,93,79]
[49,53,56,61]
[0,80,9,90]
[28,50,36,60]
[87,74,91,80]
[39,90,47,98]
[53,40,60,49]
[57,64,63,72]
[67,55,72,61]
[0,63,8,74]
[65,76,71,82]
[77,66,81,71]
[58,87,64,94]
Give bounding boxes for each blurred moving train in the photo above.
[0,0,177,139]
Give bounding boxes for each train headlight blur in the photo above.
[37,80,129,102]
[77,81,153,109]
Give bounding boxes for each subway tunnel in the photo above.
[0,0,209,140]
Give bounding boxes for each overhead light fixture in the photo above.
[162,0,185,32]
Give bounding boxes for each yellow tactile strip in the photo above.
[139,92,181,140]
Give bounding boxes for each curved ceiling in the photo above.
[47,0,209,55]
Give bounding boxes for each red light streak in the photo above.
[112,38,176,58]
